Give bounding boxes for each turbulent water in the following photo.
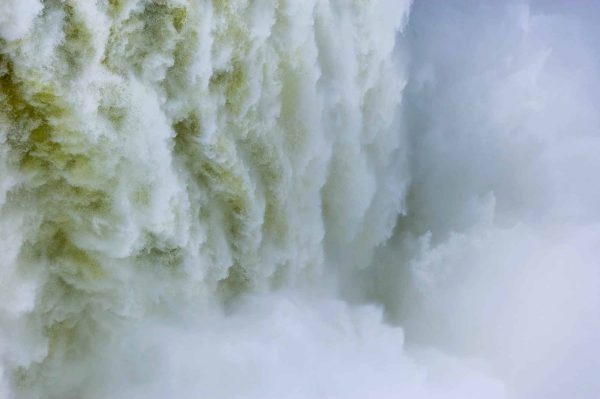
[1,0,599,398]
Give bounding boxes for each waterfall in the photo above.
[1,1,599,398]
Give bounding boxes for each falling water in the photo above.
[1,1,599,398]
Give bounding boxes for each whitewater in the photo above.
[0,0,599,398]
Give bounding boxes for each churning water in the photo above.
[1,1,599,398]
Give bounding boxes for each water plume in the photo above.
[0,1,598,398]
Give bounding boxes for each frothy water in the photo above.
[0,1,598,398]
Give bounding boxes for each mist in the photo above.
[0,0,599,398]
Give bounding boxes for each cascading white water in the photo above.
[1,1,599,398]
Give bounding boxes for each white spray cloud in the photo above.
[377,1,600,398]
[0,0,599,398]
